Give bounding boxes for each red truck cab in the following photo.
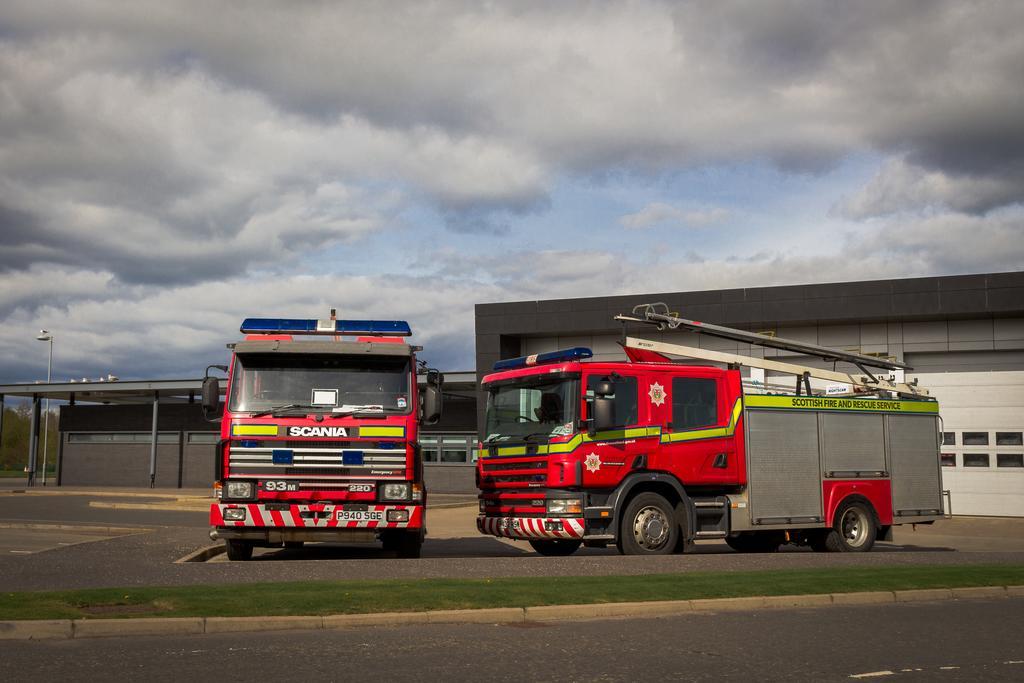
[204,317,442,560]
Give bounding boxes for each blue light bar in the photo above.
[240,318,412,336]
[493,347,593,371]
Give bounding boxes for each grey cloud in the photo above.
[835,158,1024,219]
[0,0,1022,296]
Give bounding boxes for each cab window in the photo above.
[587,375,638,426]
[671,377,718,430]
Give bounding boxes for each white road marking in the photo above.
[849,672,895,679]
[1004,661,1024,665]
[9,550,32,554]
[938,666,960,670]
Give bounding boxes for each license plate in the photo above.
[336,510,384,522]
[498,518,521,531]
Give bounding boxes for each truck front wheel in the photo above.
[225,539,253,561]
[618,492,678,555]
[529,539,582,556]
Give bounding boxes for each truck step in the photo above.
[693,500,726,508]
[694,530,727,538]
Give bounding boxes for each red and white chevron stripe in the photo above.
[477,515,585,540]
[211,503,423,529]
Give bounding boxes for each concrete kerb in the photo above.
[0,586,1020,640]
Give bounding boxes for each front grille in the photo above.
[228,440,408,488]
[480,456,549,488]
[485,460,546,472]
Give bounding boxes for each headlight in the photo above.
[381,483,410,500]
[546,498,583,515]
[479,500,487,512]
[387,509,410,523]
[225,481,254,500]
[224,507,247,521]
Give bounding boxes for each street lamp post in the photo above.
[36,331,54,486]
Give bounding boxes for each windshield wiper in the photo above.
[250,403,314,417]
[326,405,393,419]
[522,431,554,443]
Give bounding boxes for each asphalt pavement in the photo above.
[4,598,1022,681]
[1,488,1022,592]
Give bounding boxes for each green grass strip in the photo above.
[2,564,1021,621]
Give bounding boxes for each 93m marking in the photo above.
[261,480,298,492]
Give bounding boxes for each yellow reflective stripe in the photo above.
[359,426,406,438]
[547,434,583,454]
[481,426,663,457]
[582,426,662,443]
[231,424,278,436]
[660,398,742,444]
[743,395,940,414]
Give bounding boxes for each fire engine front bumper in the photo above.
[211,502,423,542]
[477,515,584,540]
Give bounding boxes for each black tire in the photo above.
[384,531,423,558]
[822,501,877,552]
[529,539,582,556]
[617,492,679,555]
[725,532,783,553]
[225,539,253,561]
[283,541,304,550]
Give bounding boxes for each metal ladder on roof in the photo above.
[615,302,929,399]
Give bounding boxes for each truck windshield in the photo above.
[228,353,412,414]
[484,377,578,442]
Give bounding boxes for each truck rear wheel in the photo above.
[529,539,582,556]
[822,501,877,552]
[618,492,678,555]
[225,539,253,561]
[725,532,783,553]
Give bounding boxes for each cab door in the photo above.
[580,371,648,487]
[653,370,740,485]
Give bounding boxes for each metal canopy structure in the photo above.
[0,378,220,489]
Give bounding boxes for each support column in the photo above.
[149,391,159,489]
[56,424,65,487]
[27,395,41,487]
[177,430,185,489]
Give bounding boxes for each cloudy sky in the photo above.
[1,0,1023,382]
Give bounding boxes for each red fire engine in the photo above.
[203,314,443,560]
[477,303,945,555]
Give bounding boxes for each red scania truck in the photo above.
[477,303,945,556]
[202,315,442,560]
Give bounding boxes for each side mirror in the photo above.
[201,377,221,421]
[590,396,616,434]
[421,370,444,425]
[422,384,443,425]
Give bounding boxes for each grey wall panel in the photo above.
[61,444,180,487]
[887,415,942,515]
[424,465,475,493]
[746,411,822,522]
[821,413,886,475]
[182,444,216,488]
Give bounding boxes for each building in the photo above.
[475,271,1024,516]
